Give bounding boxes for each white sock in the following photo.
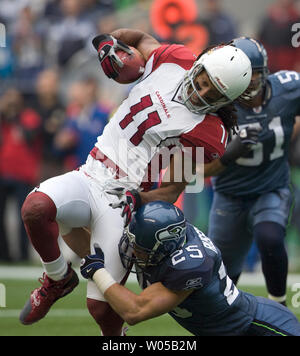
[42,253,68,281]
[268,293,286,303]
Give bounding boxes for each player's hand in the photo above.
[106,188,142,227]
[92,34,133,79]
[220,125,262,166]
[238,126,261,147]
[80,243,105,279]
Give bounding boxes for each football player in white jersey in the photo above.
[19,28,252,335]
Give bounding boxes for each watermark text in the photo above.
[92,141,205,193]
[0,23,6,47]
[0,283,6,308]
[291,23,300,48]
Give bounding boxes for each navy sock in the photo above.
[253,221,287,298]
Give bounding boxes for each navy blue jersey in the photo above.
[212,70,300,197]
[137,223,257,336]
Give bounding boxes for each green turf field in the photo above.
[0,278,300,336]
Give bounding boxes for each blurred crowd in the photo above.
[0,0,299,263]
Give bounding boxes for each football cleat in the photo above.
[19,263,79,325]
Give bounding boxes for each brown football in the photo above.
[113,46,146,84]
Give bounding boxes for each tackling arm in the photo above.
[204,125,263,177]
[204,159,226,177]
[108,151,189,226]
[96,279,192,326]
[80,245,193,326]
[140,181,187,205]
[140,151,188,204]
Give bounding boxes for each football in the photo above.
[113,46,146,84]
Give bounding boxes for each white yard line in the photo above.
[1,266,300,286]
[239,272,300,286]
[0,308,90,318]
[0,266,137,283]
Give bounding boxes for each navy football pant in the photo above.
[244,296,300,336]
[208,188,292,296]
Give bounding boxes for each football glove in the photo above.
[92,34,133,79]
[220,125,262,166]
[80,243,105,279]
[106,187,142,227]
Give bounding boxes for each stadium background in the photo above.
[1,0,300,336]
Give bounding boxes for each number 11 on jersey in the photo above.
[119,95,161,146]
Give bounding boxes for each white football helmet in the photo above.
[181,45,252,114]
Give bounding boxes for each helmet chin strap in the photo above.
[239,83,269,108]
[241,87,262,101]
[240,68,269,102]
[240,77,264,100]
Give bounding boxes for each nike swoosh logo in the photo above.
[32,291,40,306]
[86,268,92,273]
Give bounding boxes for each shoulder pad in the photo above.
[270,71,300,96]
[151,44,195,71]
[159,244,214,291]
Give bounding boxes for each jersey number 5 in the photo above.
[119,95,161,146]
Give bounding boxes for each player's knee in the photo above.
[21,192,57,226]
[254,221,285,253]
[87,298,123,335]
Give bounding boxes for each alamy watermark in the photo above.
[291,283,300,308]
[91,141,205,193]
[0,23,6,48]
[291,23,300,48]
[0,283,6,308]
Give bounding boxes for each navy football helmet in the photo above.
[119,201,186,271]
[232,37,269,101]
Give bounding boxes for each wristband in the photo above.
[130,189,142,210]
[93,268,116,295]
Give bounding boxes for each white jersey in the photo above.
[89,45,228,190]
[34,45,228,304]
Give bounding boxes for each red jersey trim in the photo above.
[90,146,127,179]
[180,114,228,163]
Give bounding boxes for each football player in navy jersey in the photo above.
[205,37,300,306]
[80,201,300,336]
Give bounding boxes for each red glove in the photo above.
[92,34,133,79]
[107,188,142,227]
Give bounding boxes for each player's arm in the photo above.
[204,125,263,177]
[80,245,192,325]
[140,151,189,205]
[292,116,300,141]
[204,159,226,177]
[92,28,160,79]
[102,282,191,325]
[139,181,187,206]
[108,151,189,226]
[110,28,161,61]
